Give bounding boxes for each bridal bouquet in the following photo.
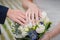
[11,11,51,40]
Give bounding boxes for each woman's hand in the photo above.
[21,0,41,25]
[7,9,26,26]
[26,2,41,25]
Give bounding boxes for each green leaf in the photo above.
[32,24,38,30]
[45,22,52,30]
[38,31,45,39]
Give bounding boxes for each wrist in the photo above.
[25,0,33,2]
[7,9,12,17]
[44,32,52,39]
[22,0,34,9]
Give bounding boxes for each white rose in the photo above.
[44,17,50,23]
[41,11,47,18]
[24,27,29,32]
[36,25,45,33]
[15,34,23,38]
[18,26,28,37]
[28,22,33,28]
[22,32,28,37]
[11,23,15,27]
[18,26,24,32]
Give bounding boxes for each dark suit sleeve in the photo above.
[0,5,9,24]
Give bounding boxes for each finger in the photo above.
[35,11,39,23]
[18,11,26,19]
[26,9,32,23]
[28,10,32,23]
[38,10,42,18]
[15,19,24,26]
[17,16,26,24]
[18,13,26,20]
[26,9,29,23]
[19,10,26,16]
[38,11,41,20]
[31,11,35,25]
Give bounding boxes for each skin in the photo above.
[21,0,41,25]
[7,9,26,26]
[7,0,41,26]
[39,22,60,40]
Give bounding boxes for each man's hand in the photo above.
[7,9,26,26]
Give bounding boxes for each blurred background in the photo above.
[34,0,60,40]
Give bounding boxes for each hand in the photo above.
[7,9,26,25]
[26,2,41,25]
